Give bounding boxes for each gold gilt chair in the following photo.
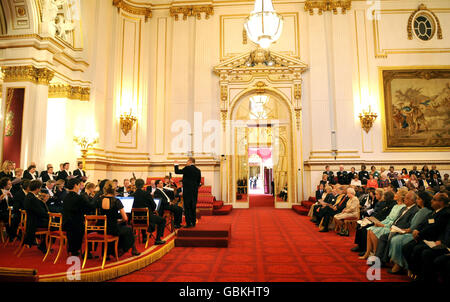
[16,210,49,257]
[82,215,119,270]
[42,213,67,264]
[1,206,12,245]
[162,210,174,233]
[13,210,27,254]
[131,208,154,249]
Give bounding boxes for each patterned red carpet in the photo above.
[111,205,409,282]
[249,194,275,208]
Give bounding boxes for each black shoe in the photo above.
[358,251,366,257]
[351,246,361,252]
[319,229,328,233]
[87,252,93,259]
[174,224,181,229]
[154,240,166,245]
[183,225,193,228]
[131,249,141,256]
[37,245,47,254]
[388,269,405,275]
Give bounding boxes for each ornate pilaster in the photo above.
[304,0,351,15]
[1,66,54,85]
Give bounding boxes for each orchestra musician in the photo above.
[153,180,183,229]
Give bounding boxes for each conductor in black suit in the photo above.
[174,157,201,228]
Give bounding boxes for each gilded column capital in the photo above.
[48,84,90,101]
[1,66,54,85]
[304,0,351,15]
[113,0,152,22]
[170,5,214,21]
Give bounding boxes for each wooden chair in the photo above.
[82,215,119,270]
[42,213,67,264]
[162,210,174,233]
[131,208,154,248]
[13,210,27,254]
[16,210,49,257]
[0,207,12,244]
[344,217,359,236]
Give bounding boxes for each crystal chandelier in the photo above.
[244,0,284,49]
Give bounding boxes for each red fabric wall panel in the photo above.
[2,88,25,167]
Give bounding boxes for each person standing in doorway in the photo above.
[174,158,201,228]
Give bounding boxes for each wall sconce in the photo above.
[359,105,378,133]
[120,110,137,136]
[73,134,99,168]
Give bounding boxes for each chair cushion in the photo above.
[36,228,48,233]
[87,233,117,241]
[50,231,67,236]
[132,223,148,228]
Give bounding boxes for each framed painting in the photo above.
[381,67,450,151]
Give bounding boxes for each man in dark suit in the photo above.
[392,175,406,189]
[57,162,71,182]
[402,193,450,279]
[315,183,325,201]
[40,164,56,183]
[323,165,334,185]
[429,165,441,180]
[133,179,166,245]
[154,180,183,229]
[23,165,38,180]
[73,162,87,180]
[174,157,202,228]
[429,174,443,188]
[337,165,348,185]
[117,179,130,197]
[23,180,49,253]
[62,178,96,256]
[374,191,419,268]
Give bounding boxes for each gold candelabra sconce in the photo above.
[120,110,137,136]
[359,105,378,133]
[73,135,99,168]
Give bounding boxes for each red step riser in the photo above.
[175,238,229,247]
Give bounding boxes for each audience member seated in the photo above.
[419,173,430,190]
[380,167,388,179]
[81,182,97,215]
[315,183,325,201]
[317,186,349,232]
[360,188,376,218]
[351,190,395,255]
[358,165,370,185]
[400,168,410,180]
[387,166,398,183]
[378,174,390,188]
[421,165,430,180]
[369,166,380,179]
[337,165,348,185]
[319,174,329,187]
[62,178,97,257]
[385,191,433,274]
[334,188,360,236]
[407,174,420,191]
[429,165,441,180]
[132,179,166,245]
[351,175,362,187]
[373,191,419,266]
[421,219,450,283]
[366,174,378,188]
[430,173,443,188]
[359,188,408,259]
[310,186,334,224]
[99,181,140,257]
[347,167,357,185]
[443,174,449,186]
[392,174,406,189]
[153,180,183,229]
[0,160,14,180]
[323,165,335,185]
[23,180,49,253]
[409,166,421,178]
[402,193,450,281]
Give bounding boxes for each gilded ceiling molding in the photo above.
[113,0,152,22]
[407,4,443,40]
[1,65,54,85]
[169,5,214,21]
[48,84,90,101]
[304,0,352,15]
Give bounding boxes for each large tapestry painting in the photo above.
[382,69,450,150]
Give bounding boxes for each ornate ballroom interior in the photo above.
[1,0,449,208]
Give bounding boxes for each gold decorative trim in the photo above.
[169,5,213,21]
[407,4,443,40]
[113,0,152,22]
[48,84,90,101]
[1,66,54,85]
[304,0,351,15]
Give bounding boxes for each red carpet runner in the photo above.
[249,194,275,208]
[111,207,409,282]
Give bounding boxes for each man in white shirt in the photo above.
[153,180,183,229]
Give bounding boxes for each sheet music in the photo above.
[390,225,406,234]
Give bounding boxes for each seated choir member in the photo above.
[310,186,335,224]
[323,165,334,185]
[63,178,96,256]
[347,167,357,185]
[99,181,140,257]
[317,186,349,232]
[23,180,49,253]
[373,191,419,266]
[402,193,450,281]
[40,164,56,183]
[153,179,183,229]
[29,162,39,179]
[0,177,14,238]
[370,165,380,179]
[56,162,72,182]
[23,165,38,180]
[333,188,360,236]
[358,164,370,185]
[378,174,390,188]
[9,179,31,241]
[0,160,14,180]
[351,190,395,255]
[44,180,60,213]
[409,166,421,178]
[385,191,433,274]
[132,179,166,245]
[359,189,411,260]
[429,165,441,180]
[366,174,379,188]
[53,179,67,209]
[387,166,398,183]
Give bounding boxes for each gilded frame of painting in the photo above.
[380,66,450,152]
